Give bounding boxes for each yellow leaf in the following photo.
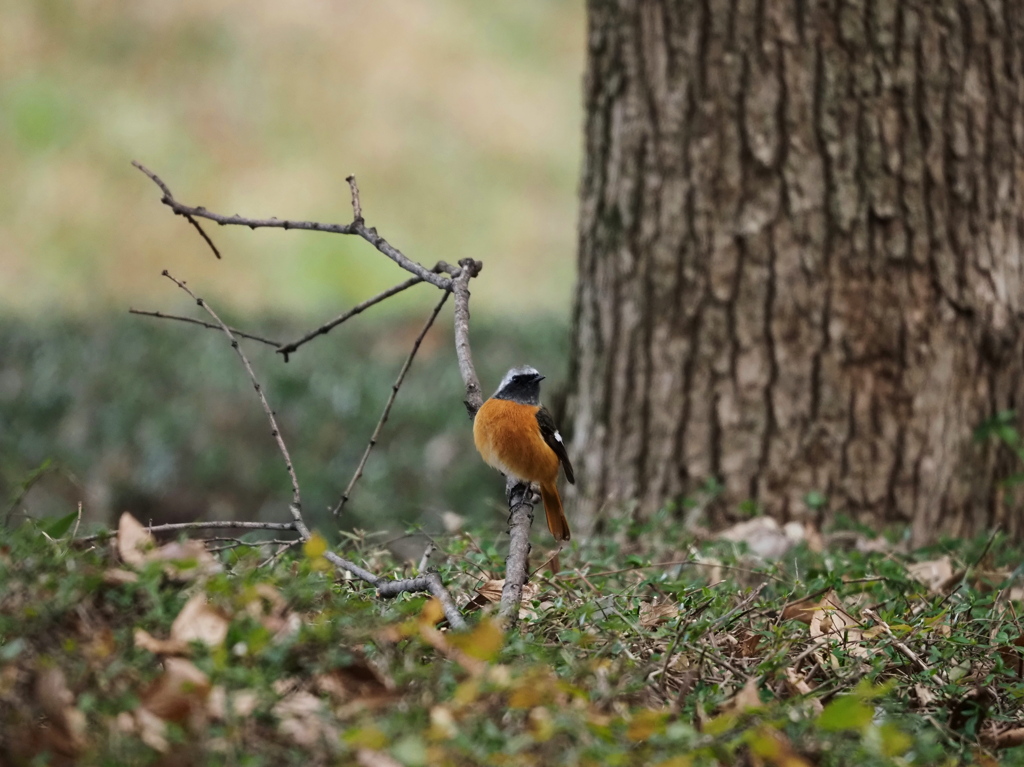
[449,618,504,662]
[529,706,555,742]
[419,598,445,626]
[452,678,481,707]
[627,709,667,741]
[344,725,388,750]
[703,713,738,737]
[303,532,328,559]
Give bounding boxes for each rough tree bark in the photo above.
[568,0,1024,543]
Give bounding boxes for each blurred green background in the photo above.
[1,1,585,539]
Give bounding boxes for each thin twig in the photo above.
[204,537,296,553]
[863,607,941,679]
[334,291,451,517]
[259,538,303,568]
[130,308,282,347]
[77,519,297,543]
[275,276,425,360]
[132,161,450,291]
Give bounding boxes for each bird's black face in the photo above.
[494,367,544,405]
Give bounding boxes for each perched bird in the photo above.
[473,366,575,541]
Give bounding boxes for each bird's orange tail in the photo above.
[539,481,571,542]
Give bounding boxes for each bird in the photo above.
[473,365,575,541]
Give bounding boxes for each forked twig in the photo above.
[129,308,282,347]
[275,275,424,361]
[160,269,466,629]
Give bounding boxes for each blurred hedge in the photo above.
[0,310,570,541]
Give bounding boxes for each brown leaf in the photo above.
[170,593,230,647]
[274,691,339,752]
[639,601,680,629]
[314,657,395,709]
[907,557,957,593]
[116,512,221,580]
[142,657,211,724]
[805,590,870,661]
[983,726,1024,750]
[782,668,823,714]
[134,629,189,656]
[117,512,156,567]
[472,578,539,605]
[103,568,139,585]
[207,686,260,720]
[717,517,797,559]
[134,707,169,752]
[150,539,222,581]
[998,634,1024,677]
[356,749,404,767]
[134,593,230,656]
[34,667,87,755]
[719,677,763,715]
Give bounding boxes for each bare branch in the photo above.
[129,308,282,347]
[132,161,450,291]
[334,290,451,517]
[161,269,311,543]
[274,275,423,361]
[128,166,475,630]
[76,519,297,543]
[452,258,485,418]
[499,478,535,626]
[132,161,220,259]
[157,269,466,628]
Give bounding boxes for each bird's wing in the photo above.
[536,406,575,484]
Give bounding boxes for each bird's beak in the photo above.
[534,374,546,383]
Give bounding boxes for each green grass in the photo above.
[3,509,1024,765]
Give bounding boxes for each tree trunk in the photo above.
[568,0,1024,543]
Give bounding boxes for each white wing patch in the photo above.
[553,430,563,444]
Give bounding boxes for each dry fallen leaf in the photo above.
[171,593,230,647]
[274,691,339,752]
[134,707,169,753]
[907,556,957,593]
[471,578,539,607]
[134,593,230,656]
[717,517,797,559]
[639,601,680,629]
[208,686,260,720]
[782,668,823,714]
[356,749,404,767]
[142,657,211,724]
[116,512,221,581]
[134,629,188,656]
[806,590,870,662]
[102,568,139,585]
[149,539,221,581]
[35,666,87,756]
[719,677,763,715]
[314,656,395,712]
[117,512,156,567]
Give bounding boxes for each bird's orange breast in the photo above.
[473,399,560,483]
